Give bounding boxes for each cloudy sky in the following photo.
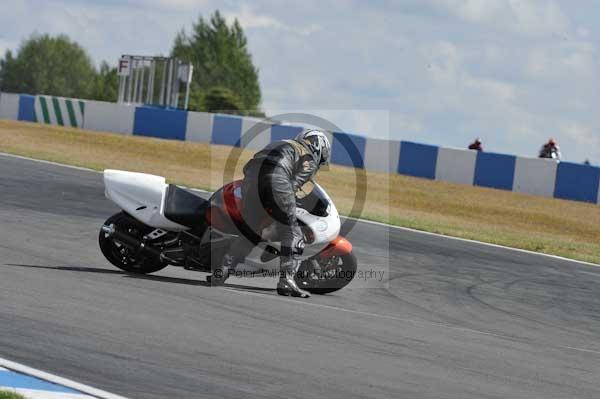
[1,0,599,163]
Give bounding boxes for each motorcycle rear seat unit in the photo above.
[163,184,209,228]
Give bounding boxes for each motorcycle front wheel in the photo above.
[296,252,357,295]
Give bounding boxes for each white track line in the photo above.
[0,152,99,173]
[0,357,129,399]
[343,215,600,268]
[2,151,598,268]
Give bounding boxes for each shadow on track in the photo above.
[2,263,276,293]
[3,263,122,274]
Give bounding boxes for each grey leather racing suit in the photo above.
[210,137,323,297]
[236,139,319,261]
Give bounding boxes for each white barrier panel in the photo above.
[84,100,135,134]
[0,92,20,120]
[435,147,477,185]
[240,117,272,150]
[363,138,401,173]
[513,156,558,198]
[185,111,213,143]
[33,95,85,127]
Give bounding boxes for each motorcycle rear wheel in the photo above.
[296,252,357,295]
[99,212,168,274]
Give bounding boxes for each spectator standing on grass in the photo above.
[468,138,483,151]
[539,138,561,160]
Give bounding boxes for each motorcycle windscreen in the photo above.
[296,182,330,217]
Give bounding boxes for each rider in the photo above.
[539,138,561,160]
[209,129,331,298]
[468,138,483,152]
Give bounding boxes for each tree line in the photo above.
[0,11,262,115]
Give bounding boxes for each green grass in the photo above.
[1,119,599,264]
[0,389,27,399]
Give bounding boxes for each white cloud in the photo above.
[561,122,600,154]
[418,40,515,108]
[448,0,505,23]
[526,42,596,80]
[0,38,18,56]
[124,0,207,10]
[394,114,423,135]
[576,27,590,39]
[429,0,569,37]
[224,5,285,30]
[223,5,320,36]
[468,77,515,102]
[509,0,569,36]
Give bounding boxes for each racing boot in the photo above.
[277,256,311,298]
[207,254,234,286]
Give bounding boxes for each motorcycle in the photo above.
[98,170,357,294]
[539,147,560,160]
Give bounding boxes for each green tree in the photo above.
[172,10,262,112]
[91,61,119,102]
[202,86,243,113]
[0,34,97,98]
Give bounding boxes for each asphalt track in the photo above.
[1,153,599,399]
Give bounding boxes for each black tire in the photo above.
[296,251,357,295]
[99,212,168,274]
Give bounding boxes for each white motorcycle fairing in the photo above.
[103,169,342,271]
[104,170,189,231]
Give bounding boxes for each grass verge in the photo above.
[0,390,27,399]
[1,120,599,264]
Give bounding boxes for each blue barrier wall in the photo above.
[3,92,599,206]
[17,95,35,122]
[212,114,242,147]
[474,152,516,190]
[271,124,303,142]
[554,162,600,203]
[397,141,438,179]
[133,107,187,140]
[331,132,366,168]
